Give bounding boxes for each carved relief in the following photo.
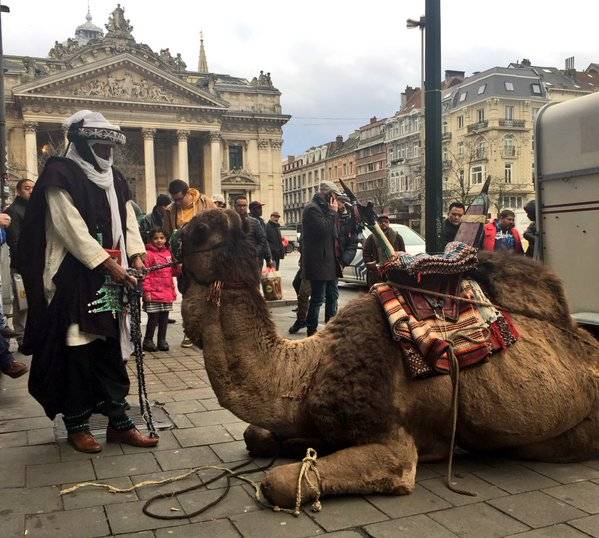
[208,132,222,142]
[258,139,270,149]
[24,122,38,133]
[221,169,259,185]
[105,4,134,40]
[176,130,190,140]
[54,71,182,104]
[270,140,283,150]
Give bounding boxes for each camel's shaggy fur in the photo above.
[181,209,599,509]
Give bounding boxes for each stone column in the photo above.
[24,122,38,181]
[258,139,272,213]
[142,128,157,211]
[177,130,190,182]
[270,139,284,214]
[210,132,222,197]
[171,138,179,178]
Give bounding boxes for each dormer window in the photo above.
[477,84,486,95]
[505,81,514,91]
[459,92,467,102]
[531,83,542,95]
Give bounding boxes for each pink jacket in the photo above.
[143,243,179,303]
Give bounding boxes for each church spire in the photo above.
[198,31,209,73]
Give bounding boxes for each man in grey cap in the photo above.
[301,180,342,336]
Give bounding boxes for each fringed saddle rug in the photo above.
[372,279,519,379]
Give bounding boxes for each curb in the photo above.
[266,298,298,308]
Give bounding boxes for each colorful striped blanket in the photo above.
[372,279,519,378]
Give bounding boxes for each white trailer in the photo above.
[535,92,599,326]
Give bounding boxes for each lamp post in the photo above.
[0,4,9,210]
[423,0,442,253]
[406,15,426,237]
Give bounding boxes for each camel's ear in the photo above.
[224,209,242,232]
[183,218,210,247]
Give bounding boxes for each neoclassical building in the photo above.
[4,5,289,213]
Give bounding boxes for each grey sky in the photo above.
[3,0,599,155]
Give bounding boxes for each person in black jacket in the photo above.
[302,181,341,336]
[139,194,171,243]
[6,178,34,349]
[249,200,267,232]
[234,197,273,268]
[265,212,285,270]
[440,201,465,249]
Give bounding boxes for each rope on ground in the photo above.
[61,448,323,519]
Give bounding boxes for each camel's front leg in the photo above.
[260,427,417,509]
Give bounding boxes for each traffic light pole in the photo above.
[424,0,442,253]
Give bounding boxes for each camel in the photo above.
[180,208,599,509]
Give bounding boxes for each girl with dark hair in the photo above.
[142,228,180,352]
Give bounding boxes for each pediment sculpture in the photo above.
[54,71,181,104]
[221,169,259,185]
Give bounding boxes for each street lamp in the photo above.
[407,16,426,236]
[406,16,425,108]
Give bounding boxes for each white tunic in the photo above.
[44,187,146,346]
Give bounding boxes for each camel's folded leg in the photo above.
[260,427,417,509]
[244,424,332,459]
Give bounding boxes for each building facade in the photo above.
[326,132,359,192]
[385,87,423,227]
[355,117,387,208]
[4,5,290,214]
[282,143,330,224]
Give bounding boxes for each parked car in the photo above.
[280,225,299,253]
[339,224,426,286]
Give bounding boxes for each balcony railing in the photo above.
[502,147,517,158]
[442,131,452,141]
[467,120,489,133]
[499,119,526,129]
[442,159,452,169]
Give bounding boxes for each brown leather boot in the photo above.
[106,427,159,447]
[68,432,102,453]
[1,360,29,379]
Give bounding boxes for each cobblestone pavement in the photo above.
[2,253,599,537]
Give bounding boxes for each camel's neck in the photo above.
[184,283,318,437]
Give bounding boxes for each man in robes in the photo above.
[20,110,159,453]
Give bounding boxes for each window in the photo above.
[531,83,542,95]
[477,84,486,95]
[413,144,419,157]
[503,135,516,157]
[500,195,523,209]
[504,163,512,183]
[505,105,514,120]
[314,169,319,180]
[349,162,353,173]
[477,108,485,122]
[343,163,347,175]
[475,139,486,159]
[334,166,338,177]
[458,142,464,157]
[459,92,467,102]
[457,115,464,128]
[505,81,514,91]
[228,144,243,170]
[471,165,484,184]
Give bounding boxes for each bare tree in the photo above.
[368,176,394,213]
[442,136,490,207]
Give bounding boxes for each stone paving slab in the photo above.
[153,445,220,471]
[154,518,241,537]
[26,459,96,487]
[488,490,587,528]
[24,506,110,538]
[569,514,599,537]
[307,496,388,531]
[364,513,459,537]
[505,523,590,537]
[93,452,161,479]
[367,484,452,518]
[230,507,325,537]
[428,502,530,537]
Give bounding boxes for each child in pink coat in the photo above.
[142,228,180,352]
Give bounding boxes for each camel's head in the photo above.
[181,209,260,289]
